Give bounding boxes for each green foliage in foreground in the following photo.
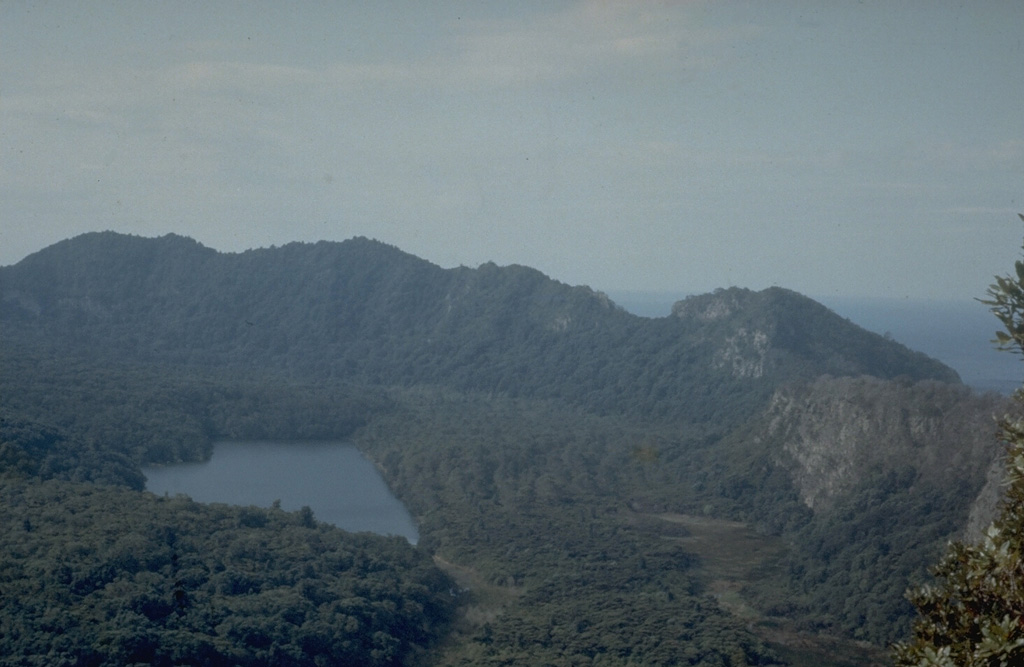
[1,348,992,661]
[892,415,1024,666]
[0,479,455,667]
[1,229,1006,662]
[893,224,1024,666]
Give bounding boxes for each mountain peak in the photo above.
[2,232,961,420]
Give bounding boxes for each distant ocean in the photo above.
[608,291,1023,395]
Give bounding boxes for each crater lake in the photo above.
[142,441,418,543]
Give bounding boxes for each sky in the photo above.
[2,1,1023,300]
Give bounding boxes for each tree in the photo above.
[893,218,1024,666]
[983,216,1024,356]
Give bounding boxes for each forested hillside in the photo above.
[1,232,956,423]
[0,478,454,666]
[0,232,1006,665]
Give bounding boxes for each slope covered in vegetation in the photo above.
[0,232,1005,664]
[0,477,454,666]
[0,232,957,422]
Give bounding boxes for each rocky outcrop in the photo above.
[963,450,1009,543]
[758,376,1005,512]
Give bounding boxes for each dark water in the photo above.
[142,441,418,543]
[609,291,1022,394]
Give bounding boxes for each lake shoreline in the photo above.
[142,440,419,543]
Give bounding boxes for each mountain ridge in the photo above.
[0,230,1011,661]
[1,232,959,425]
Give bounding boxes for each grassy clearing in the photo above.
[643,512,889,667]
[429,555,522,665]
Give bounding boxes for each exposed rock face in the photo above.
[759,376,1005,512]
[671,286,962,386]
[2,234,960,429]
[715,328,770,379]
[672,287,749,322]
[963,451,1008,543]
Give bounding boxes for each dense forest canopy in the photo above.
[0,478,455,666]
[1,233,957,410]
[0,232,1007,665]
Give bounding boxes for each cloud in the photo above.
[165,60,319,91]
[986,140,1024,168]
[886,138,1024,175]
[439,1,754,87]
[944,206,1023,219]
[1,1,743,213]
[3,0,751,153]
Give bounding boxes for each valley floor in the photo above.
[643,512,889,667]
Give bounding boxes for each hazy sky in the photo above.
[3,1,1022,299]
